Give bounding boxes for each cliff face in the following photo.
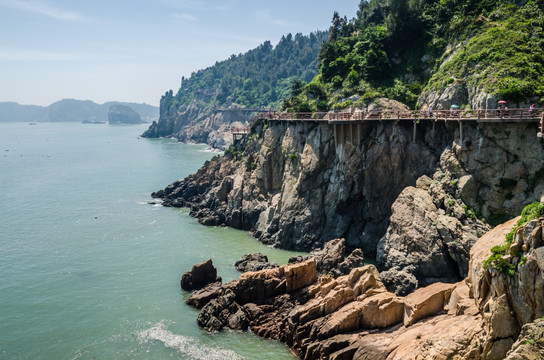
[377,120,544,292]
[142,95,251,150]
[154,113,544,285]
[155,115,454,255]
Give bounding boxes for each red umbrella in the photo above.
[498,100,507,104]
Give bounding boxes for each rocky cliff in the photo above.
[153,103,544,289]
[142,93,251,150]
[186,217,544,359]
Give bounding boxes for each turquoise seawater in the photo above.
[0,122,298,360]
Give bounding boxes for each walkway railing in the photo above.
[258,108,542,122]
[217,107,272,112]
[230,127,250,134]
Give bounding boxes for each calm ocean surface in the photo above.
[0,122,298,360]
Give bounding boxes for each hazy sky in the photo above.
[0,0,359,107]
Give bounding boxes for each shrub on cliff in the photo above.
[483,202,544,275]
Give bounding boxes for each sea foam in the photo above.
[138,322,247,360]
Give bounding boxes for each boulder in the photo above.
[403,282,455,326]
[358,292,405,329]
[234,253,279,272]
[487,295,520,340]
[312,238,345,275]
[180,259,220,291]
[378,166,490,292]
[288,255,313,264]
[231,266,285,305]
[284,258,317,293]
[336,248,365,276]
[196,289,248,332]
[185,281,223,309]
[377,186,459,285]
[380,266,418,296]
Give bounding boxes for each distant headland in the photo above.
[0,99,159,124]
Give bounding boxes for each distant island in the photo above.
[0,99,159,123]
[108,104,146,124]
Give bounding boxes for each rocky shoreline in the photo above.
[183,218,544,359]
[149,97,544,358]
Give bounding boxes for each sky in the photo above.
[0,0,359,107]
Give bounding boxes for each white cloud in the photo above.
[171,13,197,21]
[0,48,80,61]
[0,0,89,21]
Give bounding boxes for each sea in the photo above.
[0,122,299,360]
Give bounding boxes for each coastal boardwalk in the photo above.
[231,108,543,146]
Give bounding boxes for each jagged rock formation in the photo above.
[185,217,544,359]
[377,119,544,293]
[305,238,365,278]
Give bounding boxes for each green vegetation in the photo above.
[426,2,544,104]
[225,148,242,158]
[282,0,544,112]
[483,202,544,275]
[464,205,482,220]
[161,31,328,113]
[157,1,544,131]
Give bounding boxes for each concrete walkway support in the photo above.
[334,123,363,147]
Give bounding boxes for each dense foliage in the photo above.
[161,32,328,113]
[282,0,544,111]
